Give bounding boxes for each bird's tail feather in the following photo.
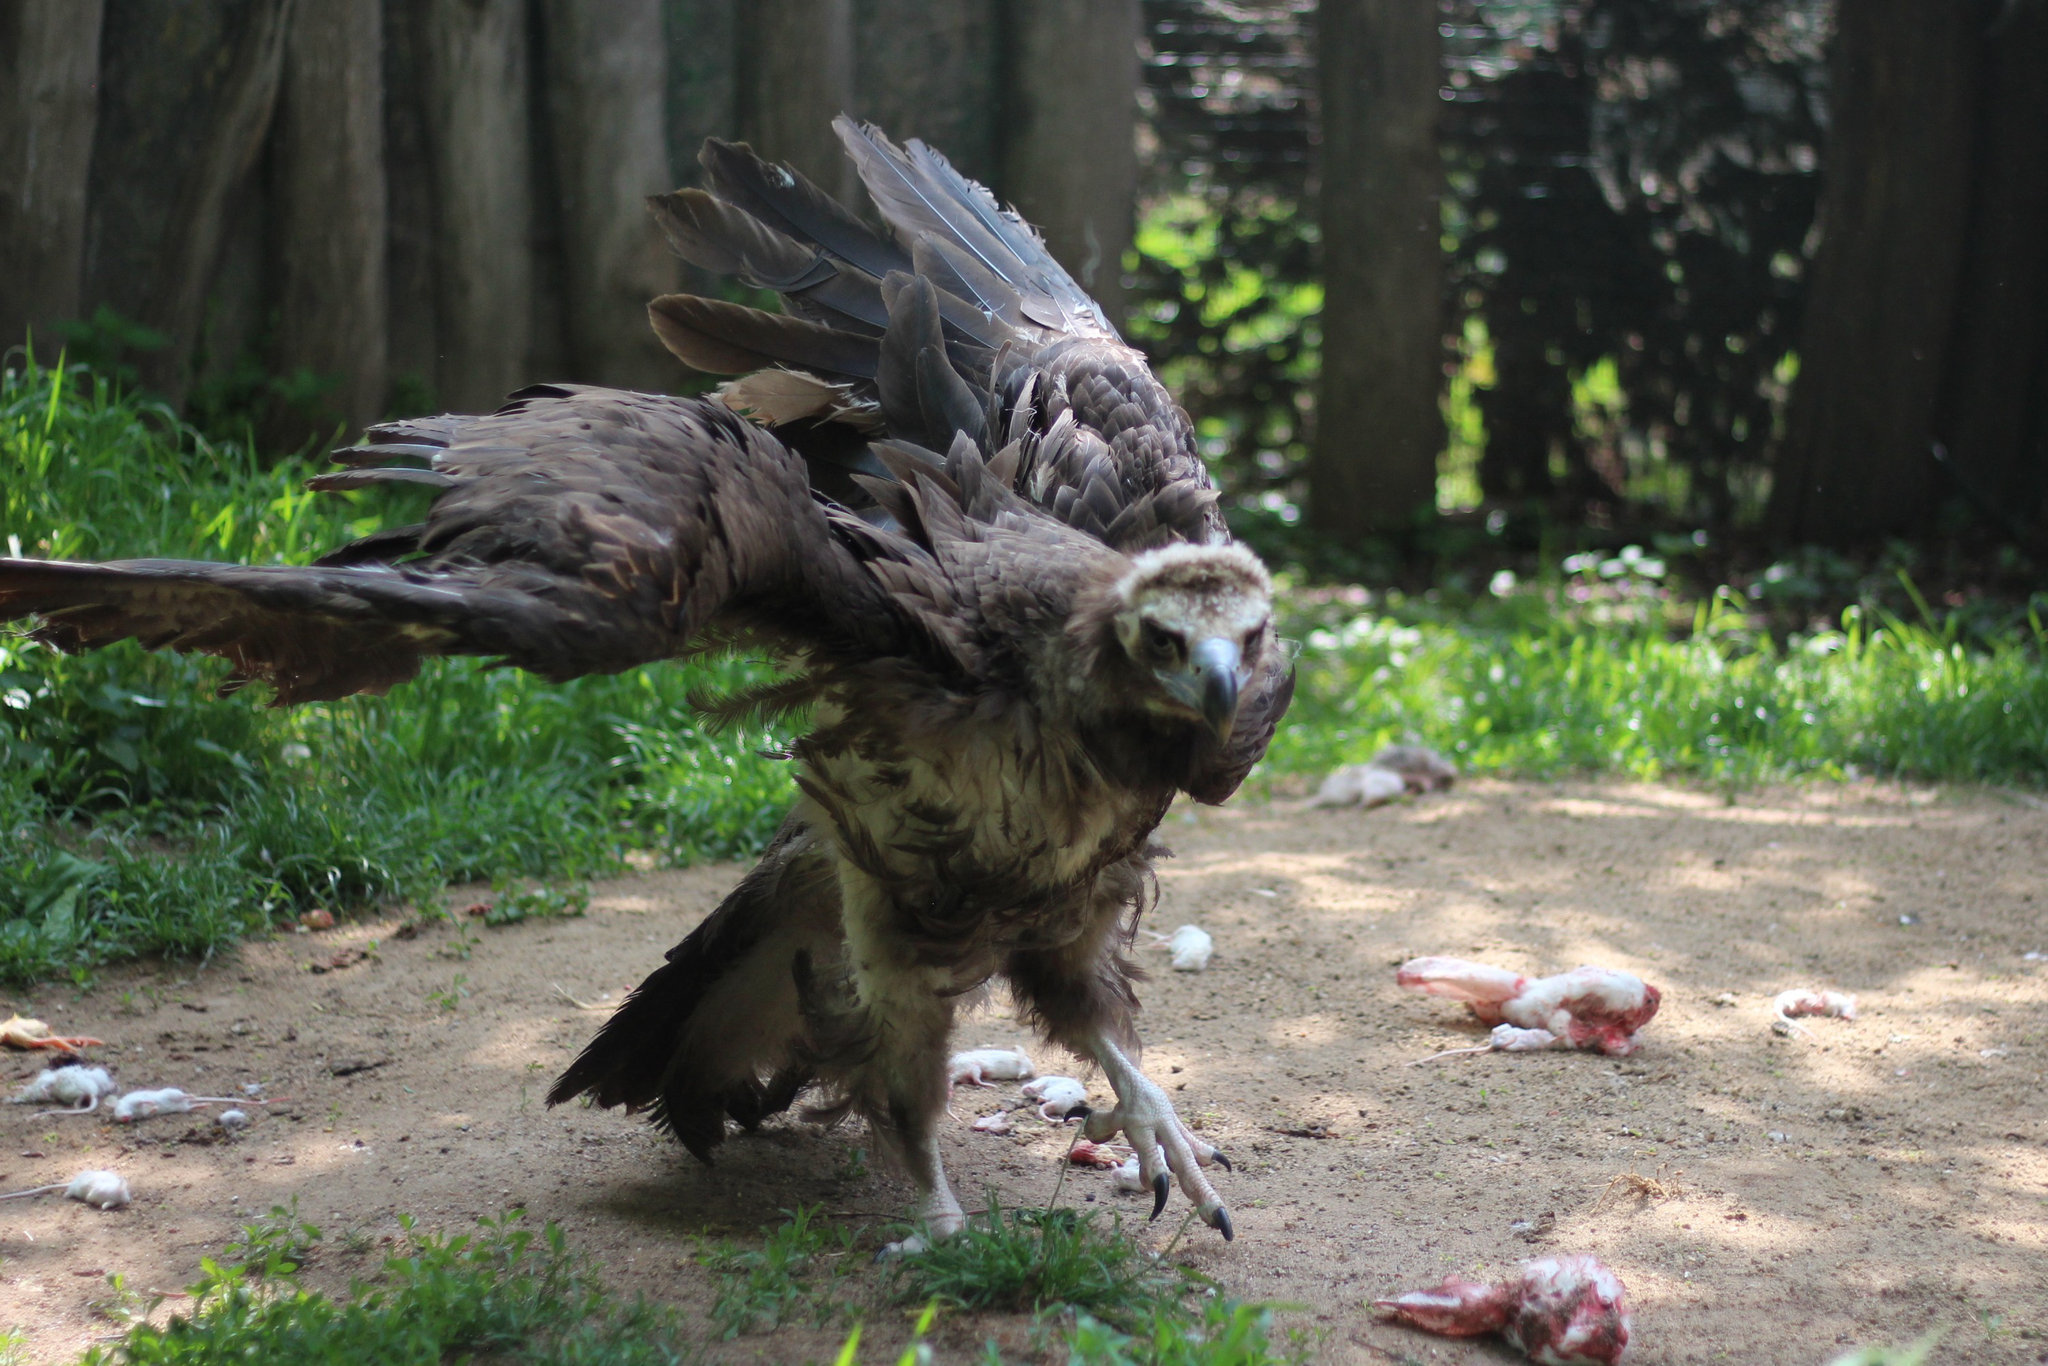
[545,823,844,1162]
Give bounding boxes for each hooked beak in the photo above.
[1161,636,1242,740]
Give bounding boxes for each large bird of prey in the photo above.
[0,119,1291,1244]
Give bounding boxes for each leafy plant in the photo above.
[887,1195,1197,1331]
[1065,1298,1314,1366]
[699,1205,859,1338]
[88,1208,688,1366]
[481,881,590,928]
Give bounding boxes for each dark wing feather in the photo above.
[649,124,1223,547]
[0,389,937,704]
[833,117,1117,340]
[648,294,882,377]
[698,136,911,284]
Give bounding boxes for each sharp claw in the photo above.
[1071,1104,1092,1120]
[1212,1148,1233,1173]
[1150,1172,1170,1220]
[1211,1206,1234,1241]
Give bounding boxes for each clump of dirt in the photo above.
[4,779,2045,1363]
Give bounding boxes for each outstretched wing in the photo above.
[645,121,1225,549]
[0,386,942,704]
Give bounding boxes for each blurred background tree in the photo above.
[1,0,2042,578]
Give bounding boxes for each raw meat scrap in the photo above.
[1375,1254,1631,1365]
[1773,988,1856,1028]
[0,1014,104,1051]
[1398,957,1661,1056]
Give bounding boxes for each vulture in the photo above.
[0,118,1292,1245]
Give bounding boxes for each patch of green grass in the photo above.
[1,358,794,983]
[86,1206,688,1366]
[1063,1298,1313,1366]
[1268,582,2048,790]
[887,1197,1196,1331]
[698,1205,859,1338]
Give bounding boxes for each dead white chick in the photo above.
[1773,988,1858,1038]
[1398,956,1662,1058]
[946,1047,1036,1088]
[970,1111,1013,1135]
[1020,1075,1090,1121]
[1309,763,1407,809]
[1153,923,1214,971]
[0,1169,132,1210]
[1369,744,1458,793]
[1375,1254,1630,1366]
[112,1087,263,1123]
[1110,1155,1148,1193]
[9,1064,117,1115]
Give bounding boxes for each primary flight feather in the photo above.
[0,120,1291,1243]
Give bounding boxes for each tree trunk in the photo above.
[0,0,107,360]
[1766,0,1978,546]
[419,0,535,413]
[273,0,389,437]
[541,0,678,391]
[998,0,1140,326]
[1934,0,2048,544]
[139,0,292,405]
[1308,0,1444,537]
[665,0,738,187]
[736,0,858,203]
[855,0,997,185]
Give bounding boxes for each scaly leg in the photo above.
[1082,1032,1233,1239]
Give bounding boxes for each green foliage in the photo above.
[1127,193,1319,510]
[87,1208,688,1366]
[887,1197,1195,1331]
[1270,580,2048,788]
[699,1206,859,1338]
[482,880,589,928]
[1064,1299,1312,1366]
[0,357,794,983]
[1824,1333,1943,1366]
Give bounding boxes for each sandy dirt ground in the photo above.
[3,778,2045,1365]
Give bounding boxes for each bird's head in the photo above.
[1102,543,1274,742]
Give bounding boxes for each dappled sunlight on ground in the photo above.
[2,778,2043,1364]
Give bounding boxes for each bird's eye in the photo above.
[1140,620,1182,660]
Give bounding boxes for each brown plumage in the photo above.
[0,120,1289,1243]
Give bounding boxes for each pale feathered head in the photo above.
[1103,543,1274,740]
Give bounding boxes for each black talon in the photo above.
[1212,1206,1234,1241]
[1149,1172,1170,1221]
[1212,1149,1233,1173]
[1070,1104,1092,1120]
